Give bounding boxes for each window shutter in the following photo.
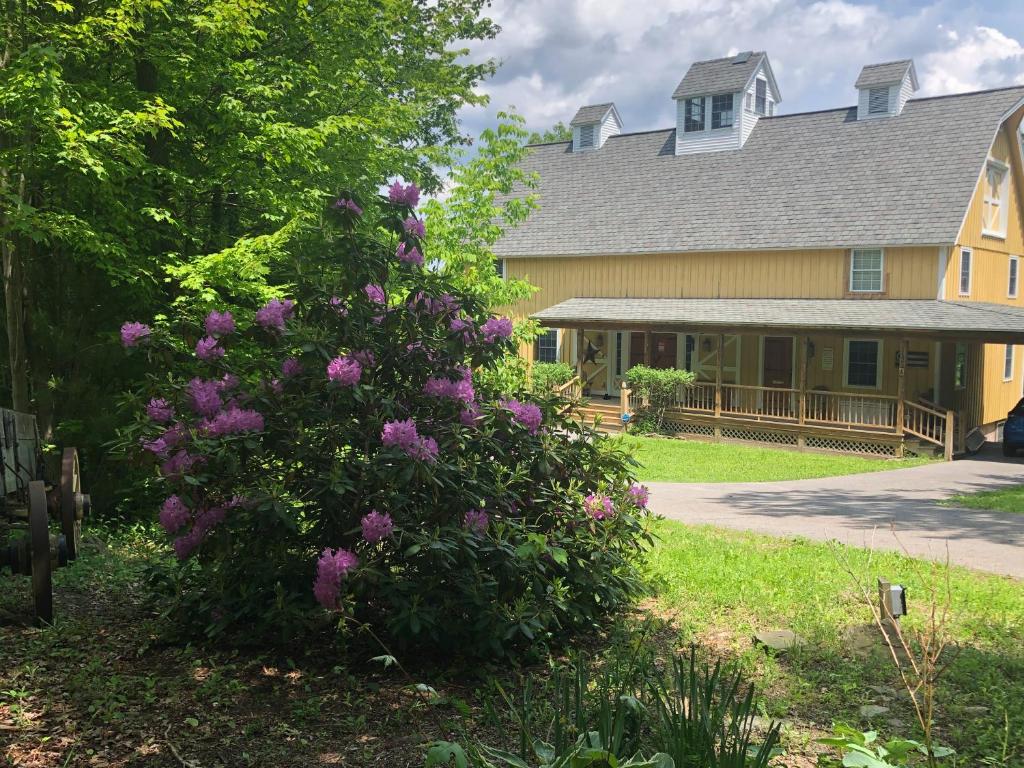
[868,87,889,115]
[578,124,595,149]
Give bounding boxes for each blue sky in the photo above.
[456,0,1024,141]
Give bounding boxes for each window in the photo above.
[845,340,881,388]
[983,159,1009,237]
[684,97,705,132]
[494,258,505,279]
[711,94,733,129]
[615,333,623,375]
[849,248,884,292]
[959,247,972,296]
[1005,345,1016,381]
[755,79,767,115]
[1010,256,1020,298]
[535,329,558,363]
[867,87,890,115]
[745,91,752,111]
[577,124,595,149]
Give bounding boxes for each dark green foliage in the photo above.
[531,362,576,394]
[625,366,695,433]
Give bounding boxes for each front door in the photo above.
[652,333,677,369]
[762,337,794,388]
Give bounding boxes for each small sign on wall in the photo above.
[897,351,930,368]
[821,347,834,371]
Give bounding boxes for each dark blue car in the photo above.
[1003,398,1024,456]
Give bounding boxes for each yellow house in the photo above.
[496,54,1024,460]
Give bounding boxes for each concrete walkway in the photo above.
[648,447,1024,578]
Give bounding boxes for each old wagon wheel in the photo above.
[60,448,83,561]
[29,481,53,626]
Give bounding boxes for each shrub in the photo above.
[625,366,695,432]
[531,362,576,394]
[119,185,654,656]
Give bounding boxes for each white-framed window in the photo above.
[867,87,890,115]
[494,258,506,279]
[959,247,972,296]
[577,124,595,149]
[684,97,705,132]
[535,329,559,363]
[755,79,767,115]
[1005,344,1016,382]
[982,158,1009,238]
[1010,255,1020,298]
[711,94,733,129]
[849,248,884,292]
[844,339,882,389]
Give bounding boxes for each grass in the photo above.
[944,483,1024,514]
[616,434,932,483]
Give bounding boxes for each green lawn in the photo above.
[648,519,1024,764]
[944,484,1024,514]
[616,434,932,483]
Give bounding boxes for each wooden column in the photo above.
[944,409,956,461]
[896,338,908,458]
[714,334,724,418]
[643,331,653,367]
[575,328,585,380]
[797,335,808,449]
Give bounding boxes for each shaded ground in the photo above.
[649,445,1024,577]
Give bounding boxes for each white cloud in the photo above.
[918,26,1024,95]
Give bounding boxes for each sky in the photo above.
[455,0,1024,141]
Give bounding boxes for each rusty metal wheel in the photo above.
[60,448,83,561]
[29,481,53,626]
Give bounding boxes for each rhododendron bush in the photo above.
[120,187,653,656]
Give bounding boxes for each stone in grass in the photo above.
[859,704,890,718]
[754,630,806,653]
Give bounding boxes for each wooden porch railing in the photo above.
[722,384,798,421]
[805,391,898,429]
[554,376,583,402]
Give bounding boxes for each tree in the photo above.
[528,121,572,144]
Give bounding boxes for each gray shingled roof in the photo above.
[570,103,615,126]
[855,60,914,89]
[672,52,765,100]
[494,86,1024,257]
[532,298,1024,340]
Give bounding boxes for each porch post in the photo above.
[575,328,585,381]
[896,338,908,458]
[643,331,653,366]
[798,335,808,449]
[714,333,724,418]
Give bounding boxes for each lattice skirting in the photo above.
[663,420,715,436]
[720,426,799,446]
[804,435,897,457]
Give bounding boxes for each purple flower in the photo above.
[313,547,359,609]
[396,241,423,267]
[627,483,649,508]
[361,510,394,544]
[217,373,240,392]
[464,510,489,535]
[159,495,190,534]
[584,493,615,520]
[203,406,265,436]
[327,355,362,386]
[146,398,175,423]
[460,403,481,427]
[423,367,474,403]
[353,349,376,368]
[161,449,200,480]
[195,336,225,362]
[333,197,363,215]
[188,378,223,417]
[173,529,203,560]
[193,504,228,535]
[449,316,476,342]
[500,399,543,435]
[329,296,349,317]
[142,423,188,457]
[281,357,303,378]
[403,217,426,238]
[255,298,295,331]
[120,321,151,348]
[204,310,235,336]
[364,284,386,305]
[267,378,284,395]
[381,418,438,463]
[410,436,438,462]
[387,180,420,208]
[481,316,513,343]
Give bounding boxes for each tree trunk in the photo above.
[1,231,30,412]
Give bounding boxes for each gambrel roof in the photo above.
[494,86,1024,258]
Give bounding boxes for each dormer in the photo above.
[672,51,781,155]
[569,103,622,152]
[855,59,918,119]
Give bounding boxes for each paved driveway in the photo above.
[648,447,1024,578]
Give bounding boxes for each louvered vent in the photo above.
[578,124,595,149]
[868,87,890,115]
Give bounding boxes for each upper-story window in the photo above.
[867,87,889,115]
[711,94,733,129]
[577,124,595,149]
[684,97,705,132]
[959,247,972,296]
[983,159,1009,238]
[849,248,884,292]
[1005,344,1016,382]
[755,79,767,115]
[1010,255,1019,299]
[535,329,558,363]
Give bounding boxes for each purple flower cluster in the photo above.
[449,316,476,342]
[313,547,359,609]
[218,373,240,392]
[327,355,362,386]
[364,284,386,305]
[403,217,426,238]
[481,316,513,343]
[464,509,489,535]
[195,336,225,362]
[203,406,264,436]
[333,197,363,215]
[159,495,190,533]
[146,398,175,423]
[161,449,200,480]
[120,321,151,348]
[188,377,223,417]
[396,241,423,267]
[381,418,438,462]
[423,367,474,403]
[361,510,394,544]
[459,402,481,427]
[255,299,295,331]
[204,310,235,336]
[584,493,615,520]
[142,423,188,456]
[501,399,543,434]
[282,357,303,377]
[329,296,349,316]
[387,180,420,208]
[627,483,649,508]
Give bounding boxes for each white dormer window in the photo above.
[711,94,733,128]
[983,159,1009,238]
[578,124,595,149]
[755,79,767,115]
[850,248,884,292]
[684,98,705,132]
[867,87,890,115]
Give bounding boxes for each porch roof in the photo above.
[532,298,1024,342]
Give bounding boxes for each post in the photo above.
[798,335,808,449]
[620,380,630,421]
[896,339,908,458]
[714,334,723,419]
[944,409,956,461]
[575,328,585,380]
[643,331,653,367]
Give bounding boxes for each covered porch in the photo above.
[535,298,1024,460]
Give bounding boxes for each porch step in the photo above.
[577,400,626,433]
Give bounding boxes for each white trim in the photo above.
[843,338,883,390]
[936,246,949,299]
[958,246,973,297]
[848,247,885,293]
[1010,255,1020,299]
[1004,344,1015,382]
[982,157,1010,239]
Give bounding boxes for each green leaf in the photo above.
[425,741,469,768]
